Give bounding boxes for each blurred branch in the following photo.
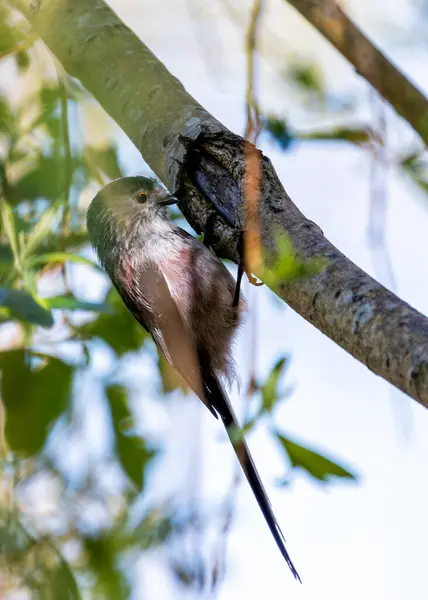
[366,93,413,439]
[244,0,263,142]
[366,93,396,289]
[243,0,263,276]
[58,74,73,301]
[59,77,73,230]
[11,0,428,408]
[285,0,428,145]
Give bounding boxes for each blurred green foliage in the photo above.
[285,60,326,106]
[400,149,428,196]
[0,3,360,598]
[0,350,73,455]
[264,115,372,150]
[260,230,326,293]
[77,287,149,356]
[106,384,156,492]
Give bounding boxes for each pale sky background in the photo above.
[6,0,428,598]
[91,0,428,599]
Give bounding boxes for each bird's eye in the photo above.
[137,191,148,203]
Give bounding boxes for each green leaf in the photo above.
[77,287,149,356]
[297,126,370,145]
[83,535,131,600]
[400,151,428,195]
[0,287,53,327]
[0,350,74,455]
[0,513,81,598]
[0,511,31,558]
[0,245,13,283]
[45,295,112,313]
[261,356,288,413]
[0,95,16,137]
[264,116,294,150]
[39,85,61,116]
[286,60,325,104]
[0,198,19,263]
[106,384,156,491]
[83,145,123,184]
[26,252,101,270]
[15,50,30,72]
[7,155,81,204]
[0,7,22,56]
[261,230,325,290]
[133,508,173,550]
[22,269,38,295]
[25,85,61,134]
[44,114,62,140]
[276,432,357,483]
[49,555,82,600]
[21,201,61,259]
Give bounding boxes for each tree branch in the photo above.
[12,0,428,408]
[285,0,428,145]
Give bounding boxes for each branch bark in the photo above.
[12,0,428,408]
[285,0,428,145]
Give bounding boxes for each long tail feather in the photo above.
[203,372,301,582]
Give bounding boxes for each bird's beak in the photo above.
[157,194,178,207]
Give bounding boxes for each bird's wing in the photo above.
[113,262,217,418]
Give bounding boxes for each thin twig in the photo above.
[366,92,414,439]
[219,0,293,75]
[58,76,73,249]
[243,0,264,276]
[366,93,396,289]
[57,72,73,322]
[244,0,263,142]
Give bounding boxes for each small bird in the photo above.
[86,176,301,581]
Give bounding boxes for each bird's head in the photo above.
[86,176,177,266]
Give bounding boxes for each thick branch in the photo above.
[12,0,428,408]
[285,0,428,145]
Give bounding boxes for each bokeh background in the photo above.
[1,0,428,598]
